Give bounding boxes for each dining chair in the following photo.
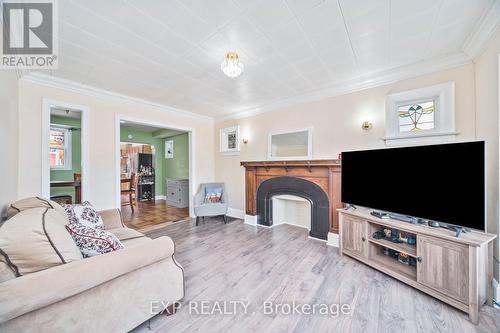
[50,195,73,205]
[121,173,137,212]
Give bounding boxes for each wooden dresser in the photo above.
[338,207,496,324]
[166,179,189,208]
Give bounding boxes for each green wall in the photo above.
[163,133,189,180]
[50,115,81,201]
[120,127,165,195]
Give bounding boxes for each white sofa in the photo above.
[0,207,185,332]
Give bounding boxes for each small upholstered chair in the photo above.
[194,183,228,226]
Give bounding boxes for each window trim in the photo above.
[49,124,72,171]
[384,82,457,145]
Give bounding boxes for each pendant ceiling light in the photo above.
[221,52,244,78]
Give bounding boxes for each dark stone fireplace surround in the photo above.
[256,176,330,240]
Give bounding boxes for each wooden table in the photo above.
[50,180,81,204]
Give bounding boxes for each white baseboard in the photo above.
[327,232,339,247]
[155,195,167,201]
[227,207,245,219]
[308,236,326,242]
[244,214,257,226]
[494,278,500,308]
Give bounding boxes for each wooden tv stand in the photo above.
[338,207,496,324]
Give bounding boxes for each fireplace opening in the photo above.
[256,176,330,240]
[272,195,311,230]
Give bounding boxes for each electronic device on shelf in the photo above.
[345,204,357,210]
[428,220,440,227]
[341,141,485,231]
[370,211,389,219]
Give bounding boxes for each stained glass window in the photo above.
[398,100,435,132]
[49,126,71,169]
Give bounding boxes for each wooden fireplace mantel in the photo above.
[240,159,342,234]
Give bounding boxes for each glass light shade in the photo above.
[221,52,244,78]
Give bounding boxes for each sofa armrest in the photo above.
[99,208,125,230]
[0,236,176,324]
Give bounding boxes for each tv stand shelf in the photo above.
[370,250,416,280]
[368,237,417,257]
[338,207,496,325]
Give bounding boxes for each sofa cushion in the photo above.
[106,227,150,248]
[65,223,124,257]
[99,209,125,230]
[107,227,144,241]
[7,197,67,222]
[0,208,83,277]
[0,260,16,283]
[120,236,152,248]
[62,201,105,230]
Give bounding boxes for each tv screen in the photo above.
[341,141,485,230]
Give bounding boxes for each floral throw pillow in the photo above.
[65,223,124,258]
[63,201,105,230]
[204,192,222,203]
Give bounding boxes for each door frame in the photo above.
[41,98,90,202]
[497,53,500,280]
[115,115,196,217]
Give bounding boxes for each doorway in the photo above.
[41,99,88,204]
[117,117,193,232]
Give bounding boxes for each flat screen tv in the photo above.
[341,141,485,230]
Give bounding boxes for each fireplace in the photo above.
[241,160,342,244]
[257,176,330,239]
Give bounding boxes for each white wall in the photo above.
[17,80,215,211]
[0,71,19,219]
[474,29,500,279]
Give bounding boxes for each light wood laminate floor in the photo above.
[132,218,500,333]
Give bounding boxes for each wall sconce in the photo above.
[242,138,249,144]
[361,121,372,130]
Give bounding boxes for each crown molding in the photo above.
[463,0,500,60]
[21,49,473,125]
[215,52,472,122]
[20,72,214,122]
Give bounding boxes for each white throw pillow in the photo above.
[63,201,105,230]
